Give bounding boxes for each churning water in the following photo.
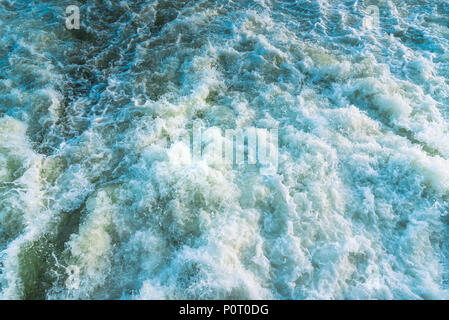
[0,0,449,299]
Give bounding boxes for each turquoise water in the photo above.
[0,0,449,299]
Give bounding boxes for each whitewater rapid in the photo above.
[0,0,449,299]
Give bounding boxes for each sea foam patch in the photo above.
[0,0,449,300]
